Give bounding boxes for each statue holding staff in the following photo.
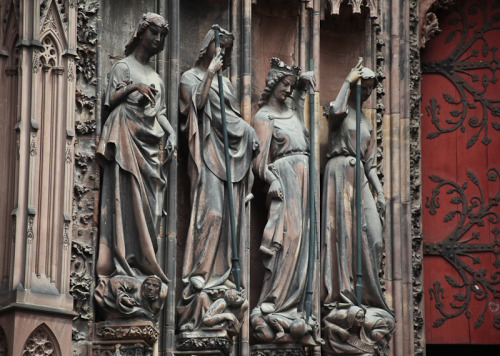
[177,26,258,334]
[321,60,395,355]
[250,58,323,346]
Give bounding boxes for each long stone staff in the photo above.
[212,24,241,291]
[305,58,316,323]
[355,57,363,306]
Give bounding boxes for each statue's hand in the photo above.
[208,50,224,73]
[376,191,386,224]
[268,179,283,200]
[299,71,316,91]
[122,296,139,307]
[347,68,363,84]
[347,58,364,84]
[136,83,158,107]
[166,132,177,152]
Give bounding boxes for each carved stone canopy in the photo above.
[326,0,379,18]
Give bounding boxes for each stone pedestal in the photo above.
[176,331,233,356]
[251,344,306,356]
[92,320,159,356]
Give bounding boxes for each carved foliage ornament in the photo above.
[409,0,425,354]
[423,168,500,330]
[96,324,159,347]
[70,240,93,322]
[421,0,500,148]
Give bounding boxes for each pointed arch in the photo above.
[22,324,60,356]
[39,0,68,53]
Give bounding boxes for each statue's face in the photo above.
[225,289,245,307]
[141,24,167,55]
[206,35,234,69]
[272,75,296,103]
[354,310,365,327]
[142,277,161,300]
[360,79,375,102]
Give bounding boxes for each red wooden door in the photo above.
[421,0,500,344]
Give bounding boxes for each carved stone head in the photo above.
[195,27,235,69]
[141,275,162,301]
[258,57,301,107]
[125,13,169,56]
[224,289,245,307]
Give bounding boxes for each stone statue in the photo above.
[322,302,395,355]
[177,26,259,338]
[94,275,168,321]
[320,60,395,355]
[95,13,174,319]
[250,58,323,346]
[202,289,249,336]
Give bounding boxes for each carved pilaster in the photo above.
[410,0,425,355]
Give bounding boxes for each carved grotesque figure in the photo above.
[250,58,323,346]
[95,275,168,321]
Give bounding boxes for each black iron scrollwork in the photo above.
[423,168,500,329]
[422,0,500,148]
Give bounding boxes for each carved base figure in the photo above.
[251,307,323,346]
[94,275,167,321]
[322,303,395,356]
[177,288,248,355]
